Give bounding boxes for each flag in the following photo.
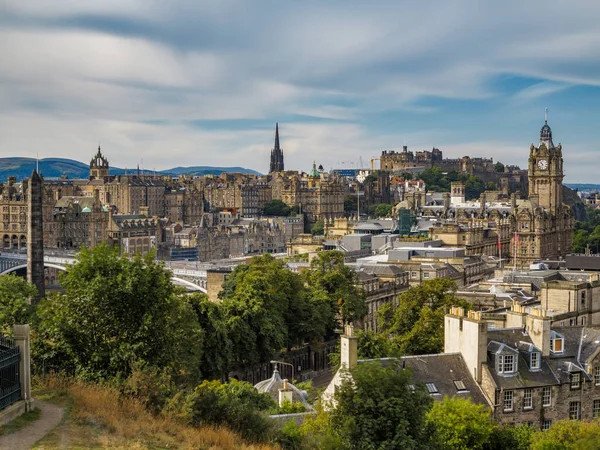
[514,232,519,246]
[497,234,501,250]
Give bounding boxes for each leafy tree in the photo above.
[357,329,390,359]
[178,379,276,442]
[330,360,434,449]
[36,245,203,382]
[529,419,600,450]
[0,274,37,332]
[488,424,535,450]
[220,254,327,369]
[400,172,413,180]
[311,219,325,236]
[374,203,393,218]
[495,162,505,172]
[573,229,589,253]
[378,278,470,355]
[486,182,498,191]
[304,251,367,332]
[426,396,496,450]
[344,195,357,214]
[186,293,232,379]
[263,199,291,216]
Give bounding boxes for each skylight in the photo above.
[426,383,439,394]
[453,380,467,391]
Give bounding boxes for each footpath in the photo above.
[0,401,65,450]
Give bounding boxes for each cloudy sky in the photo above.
[1,1,599,181]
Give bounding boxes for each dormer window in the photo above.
[498,354,516,374]
[550,331,564,354]
[530,352,541,370]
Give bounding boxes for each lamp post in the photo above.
[270,360,294,383]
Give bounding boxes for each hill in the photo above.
[0,157,262,181]
[565,184,600,192]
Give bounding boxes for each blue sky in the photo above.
[1,1,599,181]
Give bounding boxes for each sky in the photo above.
[1,1,599,181]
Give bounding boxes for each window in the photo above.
[571,372,581,390]
[530,352,540,370]
[569,401,581,420]
[454,380,467,392]
[523,388,533,410]
[542,420,552,431]
[581,291,586,308]
[498,354,516,374]
[550,332,564,353]
[542,387,552,407]
[423,272,430,279]
[594,366,600,386]
[426,383,438,394]
[594,400,600,418]
[503,390,514,412]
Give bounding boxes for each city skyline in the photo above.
[1,1,600,181]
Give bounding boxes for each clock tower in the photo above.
[528,118,563,212]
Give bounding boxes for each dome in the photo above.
[81,206,92,213]
[254,366,311,407]
[309,161,320,177]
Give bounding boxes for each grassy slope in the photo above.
[32,377,279,450]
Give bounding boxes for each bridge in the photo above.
[0,251,211,293]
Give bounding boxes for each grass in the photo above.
[0,407,41,436]
[32,375,280,450]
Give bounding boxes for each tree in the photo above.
[330,360,434,449]
[426,396,496,450]
[304,251,367,332]
[344,195,357,215]
[357,329,390,359]
[495,162,505,173]
[186,293,232,380]
[36,245,203,382]
[400,172,413,180]
[263,199,291,216]
[374,203,393,218]
[572,229,589,254]
[529,419,600,450]
[378,278,470,355]
[486,182,498,191]
[0,274,37,332]
[311,219,324,236]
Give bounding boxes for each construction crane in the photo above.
[359,156,364,169]
[370,157,380,171]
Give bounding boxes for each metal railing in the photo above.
[0,335,21,411]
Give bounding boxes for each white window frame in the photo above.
[595,366,600,386]
[542,387,552,407]
[542,420,552,431]
[550,332,564,354]
[569,401,581,420]
[498,354,516,374]
[503,390,514,412]
[523,388,533,410]
[571,372,581,390]
[530,352,540,370]
[594,400,600,419]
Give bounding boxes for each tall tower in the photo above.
[269,123,284,173]
[527,115,563,212]
[27,169,45,301]
[90,145,109,180]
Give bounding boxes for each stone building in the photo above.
[48,196,109,249]
[107,212,163,256]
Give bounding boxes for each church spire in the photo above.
[269,122,284,173]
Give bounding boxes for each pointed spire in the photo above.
[545,107,548,124]
[274,122,280,150]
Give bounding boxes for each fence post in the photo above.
[14,324,34,412]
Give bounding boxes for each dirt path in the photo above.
[0,401,65,450]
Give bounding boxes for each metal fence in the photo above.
[0,335,21,411]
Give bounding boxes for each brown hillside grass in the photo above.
[33,375,280,450]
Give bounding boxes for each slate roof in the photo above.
[358,353,489,406]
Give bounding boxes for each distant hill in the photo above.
[565,184,600,191]
[0,157,262,181]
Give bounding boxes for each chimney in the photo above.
[278,379,294,407]
[140,205,149,217]
[340,323,358,371]
[511,193,518,213]
[525,309,551,356]
[443,192,450,212]
[451,182,465,205]
[445,307,487,383]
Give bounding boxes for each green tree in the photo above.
[378,278,470,355]
[572,229,589,253]
[486,182,498,191]
[400,172,413,180]
[304,251,367,331]
[529,419,600,450]
[344,195,357,214]
[311,219,325,236]
[36,245,203,382]
[357,329,390,359]
[330,360,434,449]
[186,293,232,380]
[0,274,37,332]
[263,199,291,216]
[488,424,535,450]
[495,162,505,172]
[374,203,393,218]
[178,379,276,442]
[426,396,496,450]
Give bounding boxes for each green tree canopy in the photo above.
[344,195,357,214]
[330,360,434,449]
[495,162,505,172]
[311,219,325,236]
[374,203,393,218]
[263,199,291,216]
[378,278,470,355]
[304,251,367,331]
[0,274,37,332]
[529,419,600,450]
[36,245,202,382]
[426,396,496,450]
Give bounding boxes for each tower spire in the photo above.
[545,107,548,124]
[274,122,280,150]
[269,122,284,173]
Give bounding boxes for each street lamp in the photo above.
[270,360,294,383]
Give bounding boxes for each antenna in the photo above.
[545,107,548,123]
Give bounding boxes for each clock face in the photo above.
[537,159,548,170]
